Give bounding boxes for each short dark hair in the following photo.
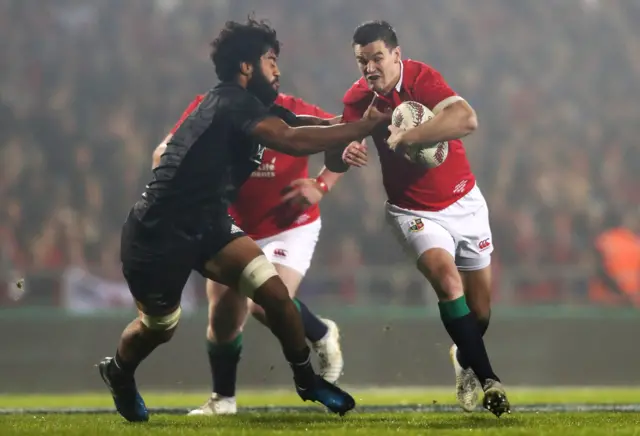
[352,20,398,48]
[210,16,280,82]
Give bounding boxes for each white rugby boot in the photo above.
[311,318,344,383]
[450,344,480,412]
[187,393,237,416]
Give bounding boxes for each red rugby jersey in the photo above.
[342,59,475,211]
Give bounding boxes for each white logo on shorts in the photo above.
[230,224,243,234]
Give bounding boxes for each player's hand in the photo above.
[342,140,368,167]
[386,124,407,152]
[363,96,391,125]
[281,178,324,208]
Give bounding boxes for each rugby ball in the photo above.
[391,101,448,168]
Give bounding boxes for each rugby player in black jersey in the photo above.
[97,17,388,422]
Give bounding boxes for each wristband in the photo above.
[315,176,329,193]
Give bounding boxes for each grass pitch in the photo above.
[2,388,640,435]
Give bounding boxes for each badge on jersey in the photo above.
[251,144,266,164]
[408,218,425,233]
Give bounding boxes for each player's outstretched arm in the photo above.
[152,134,171,169]
[293,115,342,126]
[397,100,477,149]
[268,105,345,127]
[251,111,387,157]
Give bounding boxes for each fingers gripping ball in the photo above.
[391,101,448,168]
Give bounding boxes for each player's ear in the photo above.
[392,46,401,64]
[239,61,253,77]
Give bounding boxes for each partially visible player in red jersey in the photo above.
[153,92,366,416]
[341,21,510,416]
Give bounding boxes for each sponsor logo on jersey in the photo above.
[453,180,468,194]
[250,144,266,165]
[478,238,491,251]
[408,218,424,233]
[294,213,310,225]
[273,248,287,258]
[251,157,276,178]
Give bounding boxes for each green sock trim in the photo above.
[292,298,302,312]
[438,296,471,320]
[207,333,243,356]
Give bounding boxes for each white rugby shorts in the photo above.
[256,218,321,276]
[385,184,493,271]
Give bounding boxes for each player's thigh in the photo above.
[195,214,290,303]
[120,213,193,318]
[452,186,493,273]
[257,220,321,296]
[385,204,462,298]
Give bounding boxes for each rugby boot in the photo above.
[482,378,511,417]
[450,344,480,412]
[98,357,149,422]
[296,374,355,416]
[312,318,344,383]
[187,393,237,416]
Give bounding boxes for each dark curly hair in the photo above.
[210,16,281,82]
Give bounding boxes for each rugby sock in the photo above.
[457,314,490,369]
[111,350,138,378]
[293,298,329,342]
[285,346,316,389]
[207,334,242,398]
[439,296,499,384]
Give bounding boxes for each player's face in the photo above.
[354,40,401,95]
[260,48,280,92]
[248,48,280,105]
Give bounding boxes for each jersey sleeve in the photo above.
[280,95,335,119]
[268,104,299,126]
[170,95,205,134]
[341,102,364,123]
[228,91,271,136]
[308,104,334,119]
[414,67,464,114]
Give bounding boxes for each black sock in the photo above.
[207,335,242,398]
[457,314,491,369]
[111,350,138,379]
[285,345,316,389]
[439,296,498,384]
[293,298,328,342]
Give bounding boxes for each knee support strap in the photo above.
[140,306,182,330]
[238,255,278,297]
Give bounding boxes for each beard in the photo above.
[247,68,278,106]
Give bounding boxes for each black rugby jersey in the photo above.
[134,83,296,232]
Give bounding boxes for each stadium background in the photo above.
[1,0,639,393]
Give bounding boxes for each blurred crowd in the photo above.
[1,0,639,305]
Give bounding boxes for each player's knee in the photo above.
[461,267,492,318]
[248,299,266,316]
[139,307,181,342]
[238,255,279,299]
[417,248,463,300]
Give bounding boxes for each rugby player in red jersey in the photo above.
[153,92,366,415]
[341,20,510,416]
